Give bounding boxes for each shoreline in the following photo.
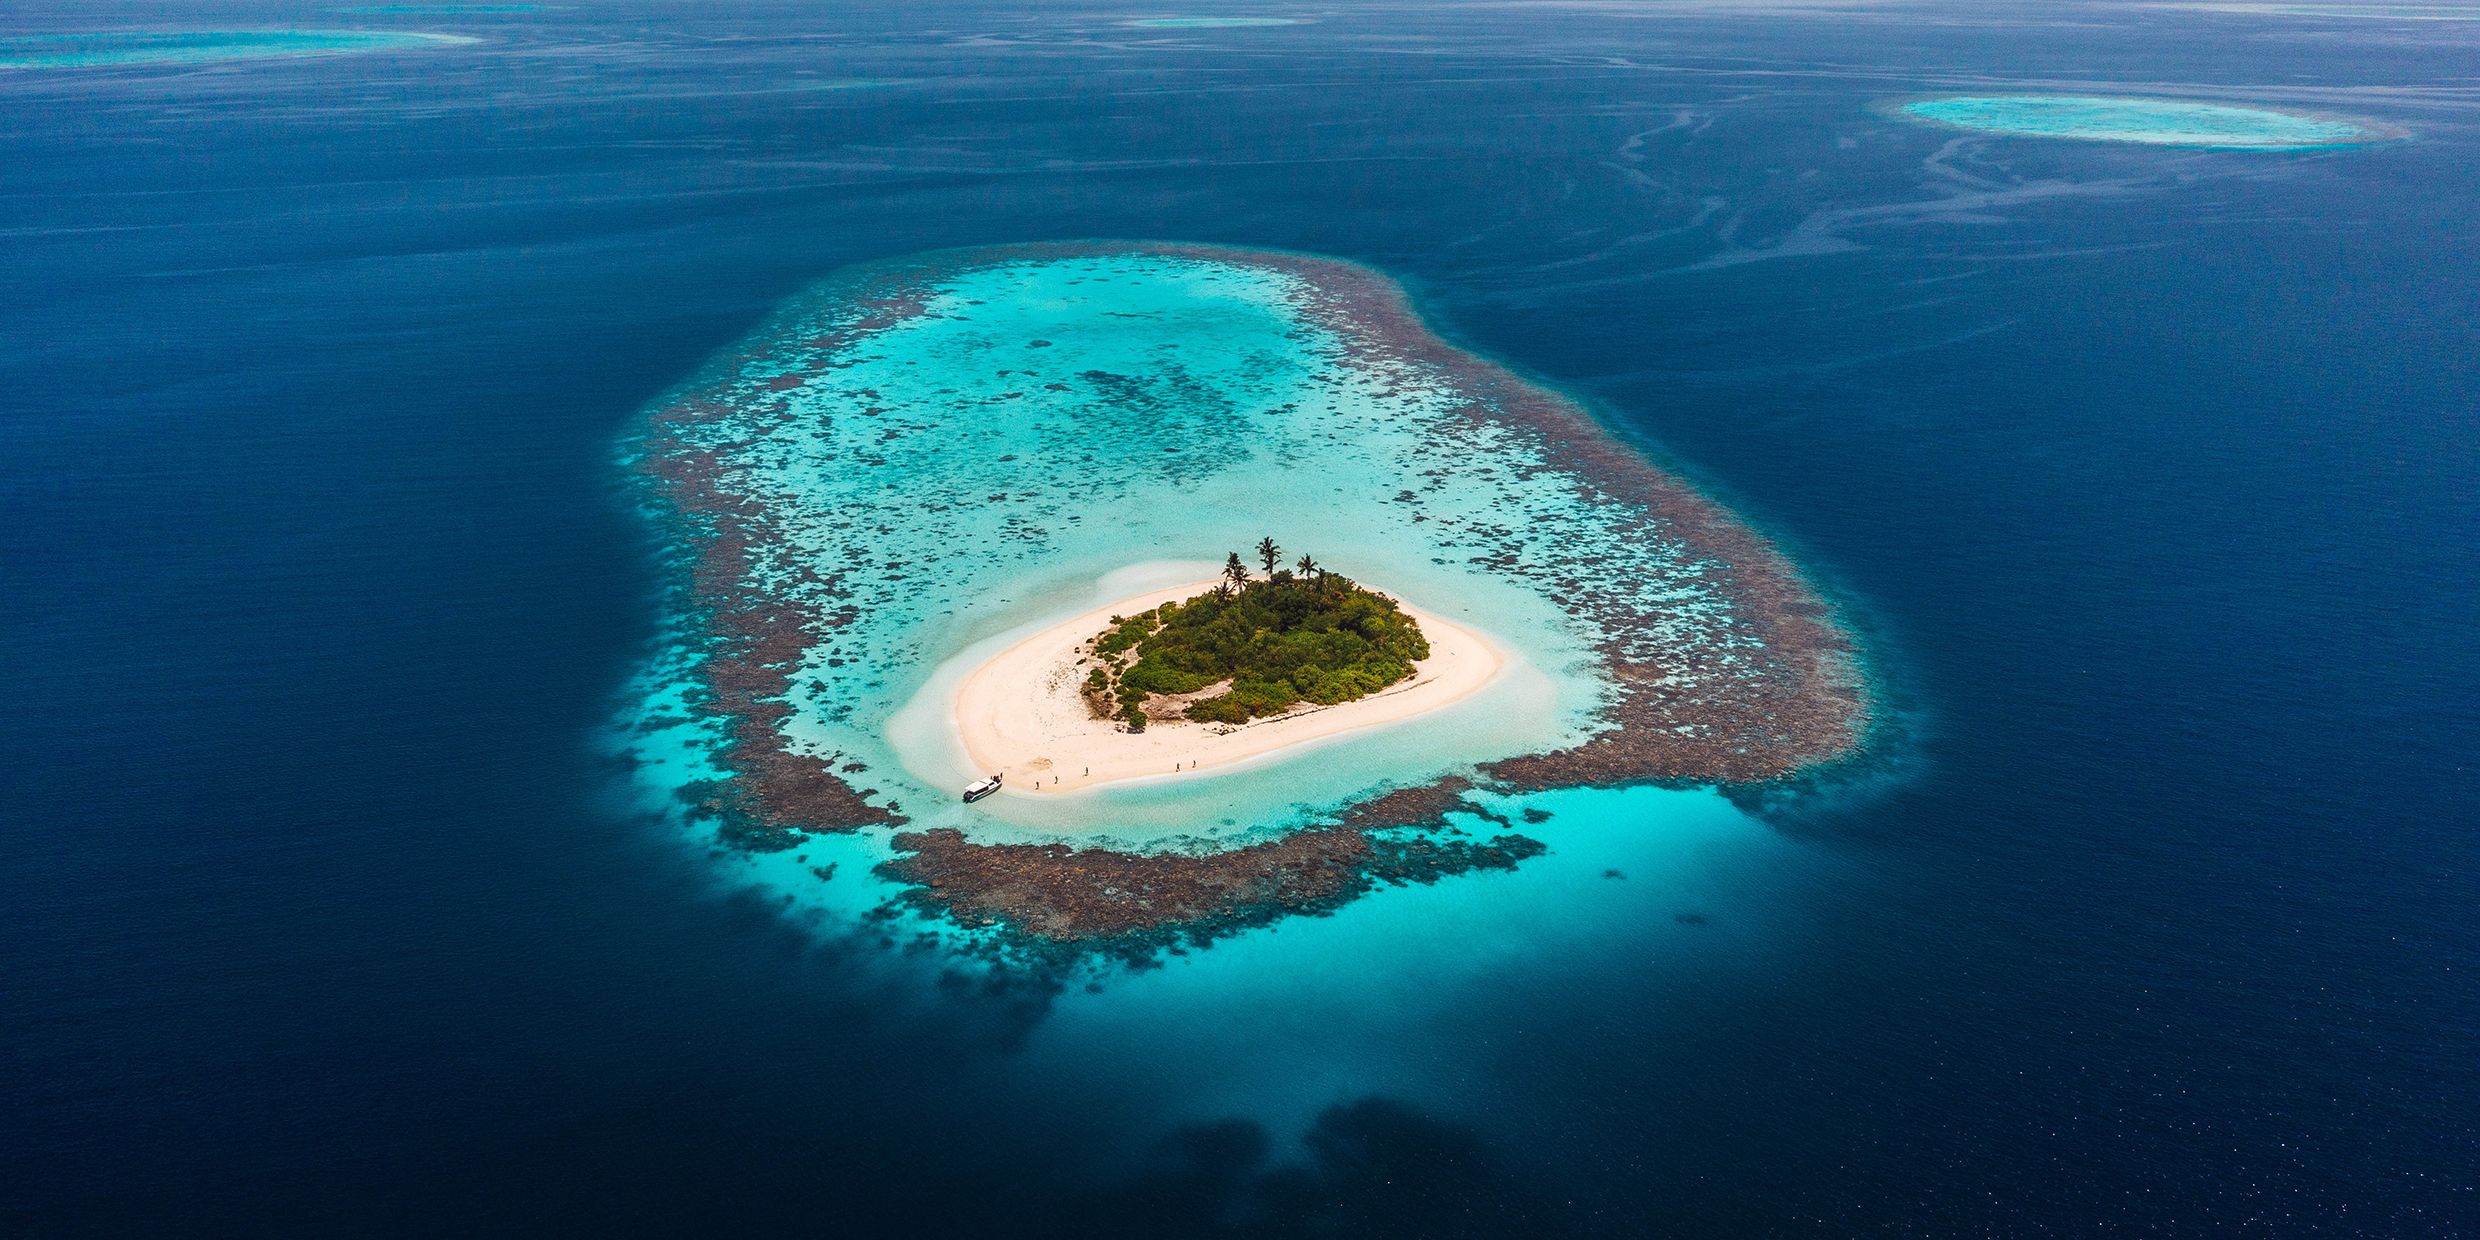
[951,579,1506,797]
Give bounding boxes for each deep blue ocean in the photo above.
[5,2,2475,1235]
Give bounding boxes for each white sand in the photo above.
[952,579,1504,796]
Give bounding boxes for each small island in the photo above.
[950,542,1500,796]
[1081,539,1430,731]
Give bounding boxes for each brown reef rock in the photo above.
[880,823,1544,943]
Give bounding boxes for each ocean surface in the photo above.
[5,2,2475,1236]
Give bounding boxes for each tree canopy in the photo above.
[1085,561,1429,726]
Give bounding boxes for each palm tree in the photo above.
[1256,536,1282,575]
[1224,551,1250,590]
[1294,553,1319,589]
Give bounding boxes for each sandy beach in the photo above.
[952,579,1504,796]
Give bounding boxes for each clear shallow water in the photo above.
[0,29,470,69]
[1899,94,2378,147]
[5,1,2473,1235]
[1009,783,1794,1140]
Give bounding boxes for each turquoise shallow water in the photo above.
[1010,781,1804,1141]
[623,247,1790,965]
[1899,95,2376,147]
[0,30,472,69]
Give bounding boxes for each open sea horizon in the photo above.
[4,1,2474,1235]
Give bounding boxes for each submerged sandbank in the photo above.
[0,30,476,70]
[952,580,1503,796]
[1883,94,2392,148]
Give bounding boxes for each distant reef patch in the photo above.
[335,5,568,13]
[1882,94,2394,148]
[0,30,476,70]
[1121,17,1308,28]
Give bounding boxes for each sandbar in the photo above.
[953,579,1503,796]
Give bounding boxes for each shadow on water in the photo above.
[1063,1099,1577,1240]
[343,1096,1572,1240]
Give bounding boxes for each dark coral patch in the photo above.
[878,825,1543,945]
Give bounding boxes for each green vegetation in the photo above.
[1082,542,1429,726]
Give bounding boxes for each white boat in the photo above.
[961,772,1004,803]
